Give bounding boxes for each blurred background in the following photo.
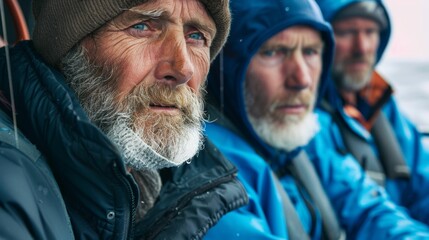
[378,0,429,134]
[0,0,33,44]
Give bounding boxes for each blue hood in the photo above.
[207,0,334,159]
[316,0,391,64]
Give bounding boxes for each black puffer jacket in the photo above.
[0,41,248,239]
[0,109,74,240]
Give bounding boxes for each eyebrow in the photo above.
[305,42,324,49]
[124,7,167,22]
[258,41,324,54]
[124,7,216,39]
[128,7,165,18]
[186,19,216,40]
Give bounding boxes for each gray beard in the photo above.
[106,116,202,169]
[61,44,204,170]
[244,82,320,152]
[333,62,373,92]
[248,111,320,152]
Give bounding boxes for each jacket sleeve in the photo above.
[310,126,429,239]
[382,97,429,225]
[204,123,290,239]
[0,149,46,239]
[0,144,74,240]
[0,207,35,240]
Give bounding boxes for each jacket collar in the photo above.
[1,41,139,236]
[341,71,393,130]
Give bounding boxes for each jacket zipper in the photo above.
[145,173,236,239]
[113,163,137,240]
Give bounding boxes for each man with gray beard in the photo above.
[316,0,429,226]
[0,0,247,239]
[62,45,204,170]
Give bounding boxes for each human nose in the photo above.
[284,54,312,90]
[354,32,371,54]
[154,34,194,87]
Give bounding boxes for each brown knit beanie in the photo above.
[32,0,231,67]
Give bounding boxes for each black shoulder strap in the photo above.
[206,103,310,239]
[320,100,410,184]
[371,112,411,179]
[272,173,310,240]
[287,151,346,240]
[320,100,386,185]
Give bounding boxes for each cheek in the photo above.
[84,35,145,91]
[310,63,322,91]
[109,42,160,99]
[369,39,379,53]
[188,50,210,91]
[115,46,156,94]
[310,79,320,96]
[334,40,351,59]
[86,31,159,93]
[249,63,282,95]
[85,33,131,63]
[245,68,273,116]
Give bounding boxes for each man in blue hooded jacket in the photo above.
[315,0,429,226]
[203,0,429,239]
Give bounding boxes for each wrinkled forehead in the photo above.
[126,0,216,31]
[260,26,323,48]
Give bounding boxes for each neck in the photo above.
[339,89,358,106]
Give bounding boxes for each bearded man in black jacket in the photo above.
[0,0,247,239]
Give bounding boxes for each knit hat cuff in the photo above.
[32,0,230,67]
[333,2,387,30]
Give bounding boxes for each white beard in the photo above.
[249,112,320,152]
[62,45,203,170]
[333,59,374,91]
[335,70,372,91]
[107,117,202,170]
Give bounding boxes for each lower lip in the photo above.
[348,62,369,71]
[276,105,307,114]
[149,106,180,114]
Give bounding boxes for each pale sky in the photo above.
[382,0,429,62]
[377,0,429,131]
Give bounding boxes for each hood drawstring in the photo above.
[0,0,19,148]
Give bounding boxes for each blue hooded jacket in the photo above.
[206,0,334,162]
[204,0,429,239]
[316,0,429,225]
[316,0,391,64]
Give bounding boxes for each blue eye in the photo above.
[334,29,356,38]
[259,48,289,58]
[303,48,317,56]
[188,32,204,40]
[256,48,289,66]
[260,49,277,57]
[131,23,149,31]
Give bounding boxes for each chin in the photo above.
[251,112,320,152]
